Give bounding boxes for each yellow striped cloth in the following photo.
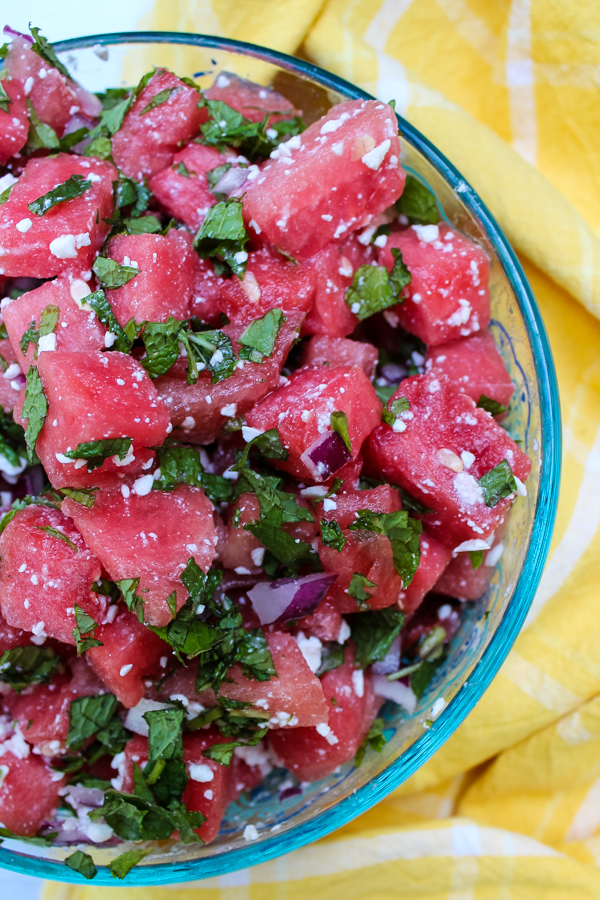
[45,2,600,896]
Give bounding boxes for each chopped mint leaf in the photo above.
[22,366,48,462]
[0,81,11,115]
[396,174,439,225]
[316,642,345,676]
[469,549,484,569]
[410,653,446,699]
[477,394,508,416]
[183,328,237,384]
[381,394,410,426]
[59,127,90,152]
[123,214,162,234]
[144,707,184,762]
[116,578,145,623]
[154,443,203,491]
[202,728,268,766]
[115,176,150,217]
[140,317,183,379]
[29,26,71,80]
[478,459,517,507]
[0,408,26,471]
[205,162,233,198]
[59,487,98,508]
[72,603,103,656]
[355,716,387,766]
[348,607,405,668]
[176,160,192,178]
[84,133,113,160]
[35,524,78,553]
[63,437,133,472]
[0,825,57,846]
[389,247,411,294]
[320,519,346,552]
[0,645,61,692]
[25,100,60,152]
[349,509,422,587]
[348,572,377,607]
[92,256,140,289]
[345,265,397,321]
[64,849,97,880]
[67,693,120,751]
[109,847,152,879]
[234,427,289,471]
[198,98,303,161]
[139,86,178,116]
[193,198,249,278]
[238,309,284,363]
[0,181,14,206]
[28,174,91,216]
[330,410,352,452]
[397,486,434,516]
[245,520,321,576]
[89,788,204,843]
[86,290,132,353]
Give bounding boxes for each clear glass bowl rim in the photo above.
[0,30,561,886]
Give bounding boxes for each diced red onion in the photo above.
[371,635,401,676]
[300,431,352,483]
[372,673,417,714]
[247,573,337,626]
[279,785,302,800]
[10,373,26,391]
[3,26,33,44]
[62,784,105,808]
[212,166,249,198]
[71,82,103,117]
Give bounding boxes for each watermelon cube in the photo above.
[435,519,508,601]
[377,224,491,345]
[316,485,403,613]
[15,350,170,489]
[243,99,404,260]
[0,504,104,645]
[149,143,228,232]
[206,72,300,124]
[112,70,207,181]
[3,273,106,373]
[364,371,531,547]
[220,492,263,574]
[295,598,343,643]
[105,230,197,326]
[5,35,101,137]
[245,365,381,482]
[86,609,167,708]
[0,750,64,836]
[0,77,28,164]
[190,255,227,324]
[0,614,31,654]
[269,647,378,781]
[0,154,117,279]
[156,309,304,444]
[0,332,22,412]
[301,334,379,379]
[61,484,217,628]
[398,531,452,615]
[425,331,514,414]
[216,248,315,323]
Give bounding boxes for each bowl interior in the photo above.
[0,34,560,885]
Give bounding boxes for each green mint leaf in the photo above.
[143,707,185,761]
[35,524,78,552]
[116,577,145,622]
[89,789,203,843]
[381,394,410,426]
[202,728,268,766]
[86,290,132,354]
[316,642,345,676]
[123,214,162,234]
[64,437,133,472]
[0,645,61,692]
[0,409,26,470]
[29,26,71,79]
[139,86,178,115]
[109,847,152,879]
[389,247,411,295]
[92,256,140,289]
[84,133,113,160]
[99,99,130,136]
[348,607,405,668]
[72,603,102,656]
[234,427,289,471]
[175,160,193,178]
[20,321,37,356]
[469,549,484,569]
[154,443,203,491]
[205,162,233,198]
[22,366,48,463]
[478,459,517,507]
[59,487,98,508]
[348,572,377,607]
[28,174,91,216]
[0,825,57,847]
[238,309,284,363]
[348,509,422,587]
[320,519,346,552]
[397,486,435,516]
[140,317,183,379]
[0,81,11,115]
[200,472,235,503]
[116,177,151,217]
[184,328,237,384]
[0,181,14,206]
[396,174,439,225]
[477,394,508,416]
[244,520,322,576]
[410,653,446,699]
[25,99,59,152]
[330,410,352,452]
[67,694,120,751]
[193,198,249,278]
[199,98,303,161]
[345,265,398,321]
[355,716,387,767]
[64,849,97,880]
[59,127,90,152]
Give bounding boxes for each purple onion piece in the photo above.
[10,373,26,391]
[212,166,249,198]
[3,26,34,44]
[247,573,337,626]
[371,635,401,676]
[300,431,352,483]
[372,674,417,714]
[279,785,302,801]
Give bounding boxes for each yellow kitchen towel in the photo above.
[44,1,600,897]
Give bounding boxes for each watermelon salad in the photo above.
[0,26,531,880]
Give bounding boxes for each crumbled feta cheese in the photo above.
[16,218,32,233]
[352,669,365,697]
[461,450,475,469]
[295,632,322,674]
[412,224,439,243]
[220,403,237,417]
[132,474,154,497]
[244,824,259,841]
[37,332,57,354]
[189,763,215,783]
[315,722,339,745]
[251,547,265,567]
[361,139,391,170]
[120,664,133,677]
[49,234,78,259]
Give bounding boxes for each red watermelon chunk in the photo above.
[0,334,21,412]
[245,365,381,482]
[15,350,170,489]
[0,750,64,836]
[61,484,217,628]
[0,77,28,164]
[269,647,378,781]
[112,70,207,181]
[295,598,344,643]
[149,143,229,232]
[377,224,491,345]
[435,519,508,601]
[220,492,263,574]
[3,273,106,373]
[398,531,452,615]
[301,334,378,379]
[243,99,404,260]
[0,505,104,644]
[156,309,304,444]
[5,35,101,137]
[105,230,196,326]
[425,331,514,414]
[216,248,315,323]
[206,72,300,124]
[190,255,227,324]
[0,154,116,279]
[316,485,403,613]
[86,609,167,708]
[364,371,531,548]
[0,614,31,653]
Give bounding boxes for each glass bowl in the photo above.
[0,32,561,886]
